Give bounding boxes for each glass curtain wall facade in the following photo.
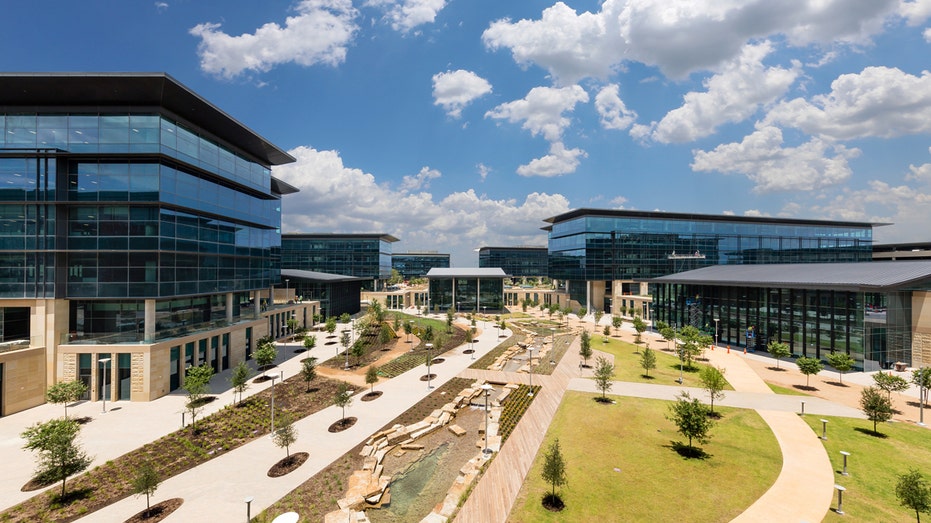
[478,247,549,278]
[545,209,874,303]
[392,253,449,280]
[427,277,504,312]
[281,234,398,290]
[653,284,913,370]
[0,80,290,344]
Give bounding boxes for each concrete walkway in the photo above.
[455,335,580,523]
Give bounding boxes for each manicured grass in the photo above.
[801,415,931,522]
[594,336,732,390]
[509,393,781,522]
[768,383,810,396]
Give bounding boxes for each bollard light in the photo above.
[245,496,254,522]
[840,451,850,476]
[820,419,829,440]
[800,400,805,415]
[834,484,846,515]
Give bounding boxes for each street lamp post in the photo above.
[426,343,434,389]
[674,325,683,384]
[99,357,112,413]
[270,371,283,433]
[527,345,535,396]
[481,383,494,454]
[920,367,926,426]
[285,278,289,301]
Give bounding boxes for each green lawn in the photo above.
[509,393,781,522]
[593,336,732,390]
[802,415,931,522]
[767,383,810,396]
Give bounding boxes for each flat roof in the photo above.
[478,246,547,251]
[281,269,366,283]
[283,233,400,242]
[651,261,931,291]
[427,268,507,278]
[0,72,295,166]
[542,208,884,230]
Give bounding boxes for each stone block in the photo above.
[448,424,466,436]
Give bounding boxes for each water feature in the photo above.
[369,443,449,522]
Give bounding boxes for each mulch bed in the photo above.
[419,374,437,382]
[268,452,309,478]
[361,391,383,402]
[328,417,357,432]
[430,358,445,364]
[123,498,183,523]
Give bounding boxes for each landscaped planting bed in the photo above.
[376,324,465,378]
[0,374,350,523]
[497,384,541,442]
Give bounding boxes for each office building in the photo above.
[392,252,449,280]
[426,268,506,312]
[652,261,931,370]
[477,246,548,279]
[0,73,315,414]
[281,233,398,291]
[543,208,875,315]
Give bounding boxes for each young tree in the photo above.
[422,324,435,343]
[21,418,92,499]
[446,308,455,333]
[825,352,855,384]
[339,330,352,366]
[913,368,931,407]
[350,342,365,367]
[464,328,473,349]
[46,380,87,419]
[767,341,791,369]
[612,316,623,336]
[592,356,615,401]
[795,356,823,388]
[272,413,298,460]
[365,365,379,393]
[602,325,611,342]
[666,391,714,454]
[301,357,318,392]
[303,334,316,351]
[699,365,727,414]
[131,462,160,518]
[640,346,657,378]
[325,316,337,335]
[579,331,593,367]
[632,316,647,344]
[660,326,676,351]
[541,438,567,501]
[338,312,351,324]
[860,386,894,435]
[286,317,299,339]
[874,371,910,401]
[254,336,278,377]
[403,320,414,342]
[230,361,251,405]
[379,322,393,345]
[334,382,353,421]
[184,364,214,434]
[594,309,604,326]
[896,468,931,522]
[677,326,711,370]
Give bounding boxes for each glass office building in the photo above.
[543,209,874,310]
[0,73,313,412]
[478,246,549,278]
[426,268,506,312]
[281,233,398,290]
[392,252,449,280]
[652,262,931,370]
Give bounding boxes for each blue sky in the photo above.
[6,0,931,265]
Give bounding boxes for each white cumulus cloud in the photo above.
[365,0,448,33]
[765,66,931,140]
[190,0,358,79]
[399,166,441,191]
[432,70,493,118]
[691,126,860,192]
[516,142,587,178]
[594,84,638,131]
[482,0,899,82]
[648,42,799,143]
[486,85,589,142]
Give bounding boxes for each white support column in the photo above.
[226,293,234,324]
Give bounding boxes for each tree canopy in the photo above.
[46,380,87,419]
[666,391,714,455]
[592,356,615,400]
[699,365,727,414]
[860,386,894,435]
[897,468,931,522]
[826,352,855,384]
[767,341,791,369]
[22,418,93,498]
[795,356,823,388]
[541,438,567,498]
